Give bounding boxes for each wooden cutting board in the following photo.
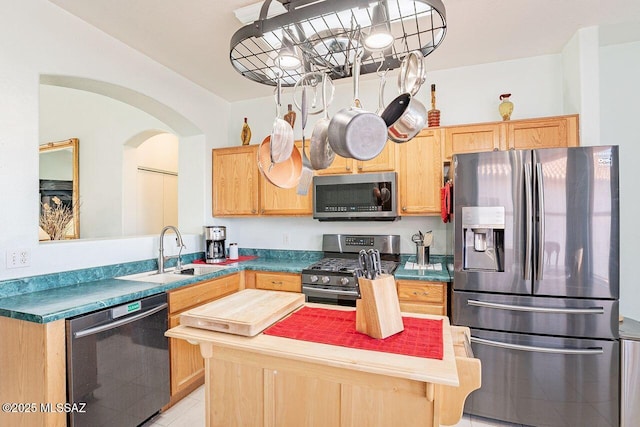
[180,289,304,336]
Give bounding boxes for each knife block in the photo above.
[356,274,404,339]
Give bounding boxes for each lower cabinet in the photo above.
[396,280,448,316]
[167,273,240,405]
[244,270,302,293]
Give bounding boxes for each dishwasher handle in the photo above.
[471,336,604,355]
[73,302,168,339]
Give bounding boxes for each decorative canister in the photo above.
[499,93,514,121]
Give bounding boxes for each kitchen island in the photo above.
[166,304,480,427]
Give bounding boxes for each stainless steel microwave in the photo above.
[312,172,398,221]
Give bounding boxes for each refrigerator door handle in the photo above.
[524,163,533,280]
[471,336,604,355]
[467,299,605,314]
[471,336,604,354]
[535,162,545,280]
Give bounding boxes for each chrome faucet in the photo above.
[158,225,185,273]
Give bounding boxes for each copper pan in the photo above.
[257,136,302,189]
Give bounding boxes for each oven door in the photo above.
[302,286,358,307]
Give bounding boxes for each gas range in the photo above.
[301,234,401,306]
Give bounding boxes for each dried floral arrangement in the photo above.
[40,196,74,240]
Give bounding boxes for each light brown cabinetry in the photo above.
[506,115,578,150]
[213,143,312,217]
[259,141,312,216]
[315,141,396,175]
[396,279,448,316]
[443,114,579,161]
[167,273,240,404]
[212,145,259,216]
[244,270,302,293]
[444,122,504,161]
[397,129,443,215]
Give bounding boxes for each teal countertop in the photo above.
[0,249,451,324]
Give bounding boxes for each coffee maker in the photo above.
[204,226,226,263]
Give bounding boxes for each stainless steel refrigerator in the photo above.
[452,146,619,427]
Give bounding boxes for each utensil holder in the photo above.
[416,244,430,266]
[356,274,404,339]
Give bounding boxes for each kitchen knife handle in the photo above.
[535,162,545,281]
[523,163,533,281]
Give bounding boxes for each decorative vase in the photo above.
[283,104,296,128]
[240,117,251,145]
[499,93,513,121]
[427,84,440,127]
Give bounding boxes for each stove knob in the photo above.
[339,277,350,286]
[309,275,319,283]
[321,276,331,284]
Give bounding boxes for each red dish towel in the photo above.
[440,181,452,223]
[264,306,443,360]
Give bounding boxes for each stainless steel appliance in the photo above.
[66,293,169,427]
[301,234,400,306]
[312,173,398,221]
[452,146,620,427]
[620,317,640,427]
[205,226,226,263]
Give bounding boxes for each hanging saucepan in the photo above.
[398,50,426,96]
[270,71,295,164]
[381,51,428,143]
[257,136,302,189]
[309,73,335,170]
[328,50,387,160]
[381,93,428,143]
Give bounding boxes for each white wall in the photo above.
[0,0,228,280]
[600,40,640,320]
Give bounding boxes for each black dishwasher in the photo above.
[66,293,169,427]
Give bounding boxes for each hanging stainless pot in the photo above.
[309,74,335,170]
[328,50,387,160]
[270,71,295,164]
[381,92,427,143]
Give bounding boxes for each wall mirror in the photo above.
[39,138,80,240]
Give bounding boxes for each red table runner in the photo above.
[263,306,443,359]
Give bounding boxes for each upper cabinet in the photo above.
[397,129,443,215]
[212,145,259,216]
[444,123,504,162]
[212,142,312,217]
[506,115,578,150]
[259,141,312,216]
[444,114,579,161]
[315,141,396,175]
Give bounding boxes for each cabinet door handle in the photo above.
[271,281,283,285]
[252,209,257,214]
[402,206,407,211]
[413,291,429,296]
[346,166,351,171]
[358,165,363,171]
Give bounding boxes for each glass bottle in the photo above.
[283,104,296,128]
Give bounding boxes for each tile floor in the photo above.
[148,385,526,427]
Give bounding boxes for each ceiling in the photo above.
[49,0,640,102]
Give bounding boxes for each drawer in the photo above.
[399,302,445,316]
[255,272,301,293]
[168,273,240,313]
[440,326,482,426]
[397,281,445,304]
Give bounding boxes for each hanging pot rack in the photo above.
[230,0,447,87]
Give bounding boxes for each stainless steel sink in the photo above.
[115,263,229,283]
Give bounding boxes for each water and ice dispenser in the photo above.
[462,207,505,272]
